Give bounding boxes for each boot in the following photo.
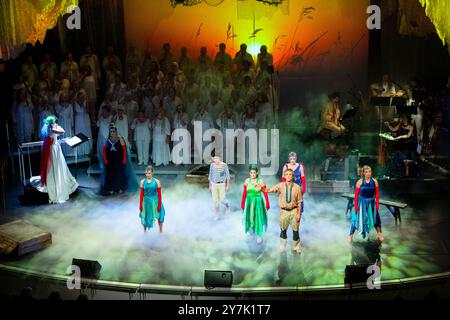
[293,240,302,254]
[279,238,287,253]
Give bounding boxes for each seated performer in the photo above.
[318,92,346,140]
[265,169,303,254]
[384,114,416,173]
[139,166,166,233]
[349,165,383,242]
[241,165,270,244]
[37,115,79,204]
[101,125,136,195]
[281,152,306,213]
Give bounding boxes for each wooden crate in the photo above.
[0,219,52,256]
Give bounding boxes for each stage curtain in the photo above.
[0,0,78,60]
[418,0,450,51]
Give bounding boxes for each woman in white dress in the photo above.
[172,104,189,165]
[191,102,213,160]
[54,95,74,156]
[152,109,171,166]
[96,105,113,165]
[81,65,98,122]
[74,91,93,156]
[113,105,129,145]
[38,115,78,204]
[131,111,152,165]
[12,88,35,145]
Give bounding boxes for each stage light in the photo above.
[247,42,261,58]
[204,270,233,289]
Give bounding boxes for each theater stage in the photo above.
[1,171,450,298]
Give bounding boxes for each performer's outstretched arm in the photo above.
[300,164,306,194]
[262,186,270,210]
[281,164,287,182]
[139,181,144,212]
[121,139,127,165]
[354,180,361,212]
[103,146,108,165]
[157,181,162,212]
[375,179,380,212]
[241,183,247,210]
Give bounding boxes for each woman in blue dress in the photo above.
[349,165,384,242]
[281,152,306,213]
[139,166,166,233]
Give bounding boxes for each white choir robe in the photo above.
[152,117,171,166]
[55,104,74,156]
[96,115,113,164]
[172,112,189,165]
[13,102,34,145]
[191,112,213,161]
[115,115,129,145]
[74,103,93,156]
[216,114,238,161]
[124,101,139,125]
[131,119,151,165]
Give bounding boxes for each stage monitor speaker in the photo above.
[204,270,233,289]
[344,264,372,286]
[72,258,102,279]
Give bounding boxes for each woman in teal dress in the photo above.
[241,165,270,244]
[349,165,384,242]
[139,166,166,233]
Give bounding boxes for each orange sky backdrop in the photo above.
[124,0,369,73]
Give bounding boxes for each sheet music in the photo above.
[63,136,82,147]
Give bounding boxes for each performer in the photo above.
[208,156,231,220]
[349,165,384,242]
[384,114,416,174]
[131,110,152,166]
[38,115,78,204]
[281,152,306,213]
[139,166,166,233]
[152,109,171,166]
[265,169,303,254]
[318,92,345,140]
[101,125,129,194]
[241,165,270,244]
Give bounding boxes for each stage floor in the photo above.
[2,173,450,289]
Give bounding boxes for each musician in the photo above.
[318,92,346,139]
[371,73,407,124]
[370,74,405,98]
[385,114,414,142]
[384,114,416,174]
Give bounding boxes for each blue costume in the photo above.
[139,179,166,229]
[349,178,381,239]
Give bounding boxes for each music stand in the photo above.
[63,133,90,179]
[340,107,359,122]
[395,104,416,116]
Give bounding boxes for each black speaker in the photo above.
[204,270,233,289]
[344,264,372,285]
[72,258,102,279]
